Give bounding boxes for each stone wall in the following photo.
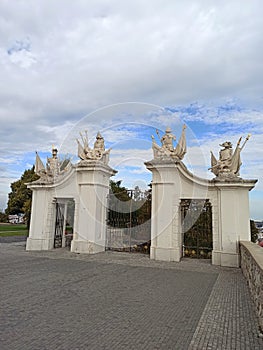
[240,241,263,332]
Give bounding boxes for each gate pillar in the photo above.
[212,180,257,267]
[145,159,182,262]
[71,161,117,254]
[26,188,56,250]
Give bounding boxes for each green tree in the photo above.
[108,180,151,228]
[108,180,131,227]
[109,180,131,201]
[6,167,39,227]
[0,211,8,223]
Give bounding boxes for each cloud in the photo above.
[1,1,263,124]
[0,1,262,217]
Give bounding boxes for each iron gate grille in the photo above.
[106,189,151,253]
[181,199,212,259]
[54,203,64,248]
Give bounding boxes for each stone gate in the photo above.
[26,127,257,267]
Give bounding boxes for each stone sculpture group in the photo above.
[210,134,251,179]
[34,126,251,182]
[151,124,187,160]
[76,130,111,165]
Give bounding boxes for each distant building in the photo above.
[255,220,263,228]
[8,213,25,224]
[254,220,263,233]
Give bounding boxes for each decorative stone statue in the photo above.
[161,127,176,152]
[46,147,60,176]
[34,147,71,181]
[93,132,105,158]
[76,130,111,164]
[151,124,187,160]
[210,134,251,178]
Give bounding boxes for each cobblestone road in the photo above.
[0,242,262,350]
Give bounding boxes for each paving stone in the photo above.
[0,235,27,243]
[0,244,262,350]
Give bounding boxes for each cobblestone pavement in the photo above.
[0,242,262,350]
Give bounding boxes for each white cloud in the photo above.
[109,148,152,169]
[0,1,262,216]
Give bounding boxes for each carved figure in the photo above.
[34,147,71,181]
[93,132,105,158]
[210,134,251,177]
[46,147,60,176]
[161,127,176,152]
[76,130,111,164]
[151,124,187,160]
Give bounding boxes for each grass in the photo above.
[0,224,28,237]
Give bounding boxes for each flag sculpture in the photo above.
[151,124,187,160]
[210,134,251,178]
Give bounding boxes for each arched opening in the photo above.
[54,199,75,249]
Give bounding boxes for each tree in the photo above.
[6,167,39,226]
[109,180,131,201]
[0,211,8,223]
[107,180,151,228]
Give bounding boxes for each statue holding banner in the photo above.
[210,134,251,178]
[76,130,111,164]
[34,147,71,182]
[151,124,187,160]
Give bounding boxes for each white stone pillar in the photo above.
[212,179,257,267]
[70,160,116,254]
[145,159,182,262]
[26,188,55,250]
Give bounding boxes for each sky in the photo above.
[0,0,262,219]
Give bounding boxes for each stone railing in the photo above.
[240,241,263,332]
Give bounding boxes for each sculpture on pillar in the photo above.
[76,130,111,164]
[210,134,251,178]
[151,124,187,160]
[46,147,60,177]
[34,147,71,181]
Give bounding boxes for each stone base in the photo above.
[71,240,105,254]
[150,246,181,262]
[26,237,54,251]
[212,250,240,267]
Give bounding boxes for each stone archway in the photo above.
[145,157,256,267]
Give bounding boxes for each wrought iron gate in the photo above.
[54,203,64,248]
[106,188,151,253]
[181,199,212,259]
